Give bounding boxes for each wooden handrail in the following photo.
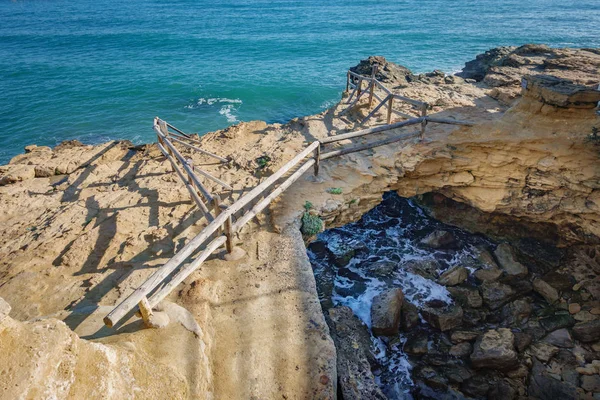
[321,117,424,144]
[167,133,229,163]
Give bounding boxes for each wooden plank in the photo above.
[340,86,369,116]
[321,130,421,160]
[393,94,426,107]
[322,116,423,144]
[147,235,228,309]
[313,145,320,176]
[362,94,391,124]
[157,142,213,220]
[368,65,378,107]
[138,297,153,325]
[155,123,214,202]
[392,109,417,119]
[167,134,228,163]
[374,80,392,96]
[166,122,191,138]
[420,103,428,140]
[387,96,394,124]
[104,140,320,328]
[425,116,475,126]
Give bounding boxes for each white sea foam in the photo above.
[219,104,239,123]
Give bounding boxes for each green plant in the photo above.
[326,187,343,195]
[256,155,271,169]
[303,201,313,211]
[301,212,323,236]
[349,199,357,205]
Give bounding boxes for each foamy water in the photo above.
[308,192,493,396]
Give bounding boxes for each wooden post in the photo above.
[368,65,378,108]
[213,195,223,233]
[224,214,234,254]
[420,103,428,140]
[138,296,153,326]
[357,78,362,96]
[387,96,394,124]
[313,145,320,176]
[345,72,350,93]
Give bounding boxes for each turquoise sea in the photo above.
[1,0,598,164]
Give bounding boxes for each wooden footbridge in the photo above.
[103,67,475,328]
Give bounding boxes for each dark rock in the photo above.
[494,243,529,281]
[561,368,580,387]
[533,277,560,304]
[326,306,386,399]
[514,237,565,275]
[543,270,574,292]
[422,304,464,331]
[540,313,575,332]
[474,267,503,283]
[530,342,559,362]
[442,365,473,384]
[581,374,600,392]
[415,366,448,391]
[368,260,397,278]
[403,259,441,280]
[572,320,600,342]
[438,266,468,286]
[350,55,414,84]
[470,329,518,370]
[488,379,517,400]
[420,230,457,249]
[543,328,574,348]
[523,74,600,109]
[449,342,472,357]
[371,288,404,336]
[458,46,516,81]
[481,281,516,310]
[404,334,428,356]
[448,286,483,308]
[501,299,532,326]
[461,375,491,398]
[528,359,580,400]
[513,332,532,352]
[401,301,420,331]
[451,330,480,343]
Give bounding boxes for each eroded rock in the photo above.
[470,329,518,370]
[371,288,404,336]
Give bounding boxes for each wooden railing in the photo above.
[103,91,475,329]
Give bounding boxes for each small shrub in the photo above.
[256,155,271,169]
[303,201,313,211]
[301,212,323,236]
[326,187,343,195]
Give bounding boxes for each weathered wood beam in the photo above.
[321,117,423,144]
[321,130,421,160]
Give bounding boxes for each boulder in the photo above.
[422,304,463,331]
[327,306,386,400]
[580,375,600,393]
[448,286,483,308]
[572,320,600,343]
[529,342,559,362]
[371,288,404,336]
[528,360,580,400]
[402,259,441,280]
[449,342,472,357]
[450,330,480,343]
[404,334,428,356]
[533,278,560,304]
[0,164,36,185]
[474,267,503,283]
[400,301,420,331]
[470,329,518,370]
[494,244,528,280]
[438,266,468,286]
[481,281,515,310]
[543,328,574,348]
[349,56,414,84]
[539,313,575,332]
[501,299,532,326]
[420,230,456,249]
[522,74,600,109]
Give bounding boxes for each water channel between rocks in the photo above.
[308,191,497,398]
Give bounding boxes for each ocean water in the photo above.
[1,0,598,164]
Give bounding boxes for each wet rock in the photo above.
[572,320,600,342]
[543,270,574,292]
[488,379,517,400]
[481,281,515,310]
[543,328,574,348]
[528,359,580,400]
[448,286,483,309]
[476,247,500,269]
[461,375,490,398]
[581,375,600,392]
[442,365,473,383]
[470,329,518,370]
[403,259,441,280]
[515,238,565,275]
[501,298,532,326]
[540,313,575,332]
[415,366,448,391]
[533,277,560,304]
[494,243,528,281]
[420,230,456,249]
[574,310,598,322]
[438,266,468,286]
[405,334,429,356]
[451,330,480,343]
[422,304,464,331]
[513,332,532,352]
[327,306,386,400]
[530,342,559,362]
[474,267,503,283]
[368,260,397,278]
[401,301,420,331]
[569,303,582,314]
[371,288,404,336]
[449,342,472,357]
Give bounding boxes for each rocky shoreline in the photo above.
[0,45,599,399]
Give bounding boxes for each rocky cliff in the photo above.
[0,45,598,399]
